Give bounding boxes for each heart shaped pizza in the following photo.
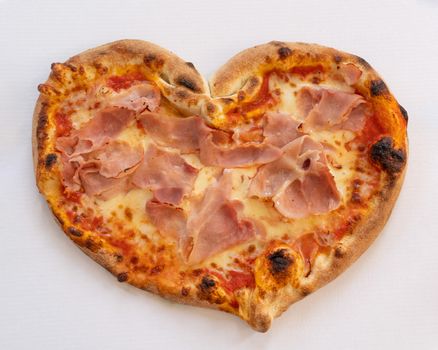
[33,40,408,332]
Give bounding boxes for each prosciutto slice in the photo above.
[296,87,368,132]
[60,141,143,198]
[199,133,282,168]
[263,112,303,148]
[111,82,161,113]
[145,172,258,264]
[56,107,135,156]
[146,201,187,242]
[138,113,208,153]
[131,144,198,205]
[186,172,257,264]
[249,136,340,218]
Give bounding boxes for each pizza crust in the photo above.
[33,40,408,332]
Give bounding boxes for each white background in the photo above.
[1,0,437,349]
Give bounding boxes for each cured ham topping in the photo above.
[296,87,369,132]
[187,172,257,264]
[263,112,303,148]
[60,140,143,198]
[249,136,341,218]
[138,113,208,153]
[131,144,198,205]
[111,82,161,113]
[56,107,135,156]
[339,63,362,85]
[199,133,282,168]
[145,172,259,264]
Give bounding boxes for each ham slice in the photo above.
[335,102,371,132]
[199,133,282,167]
[186,172,257,264]
[146,201,187,242]
[111,82,161,113]
[89,141,143,178]
[60,141,143,198]
[56,107,135,156]
[138,113,208,153]
[296,87,368,132]
[80,167,130,199]
[263,112,303,148]
[145,172,258,264]
[131,144,198,205]
[249,136,340,218]
[139,111,282,167]
[339,63,362,85]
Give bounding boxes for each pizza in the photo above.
[33,40,408,332]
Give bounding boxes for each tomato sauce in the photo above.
[290,64,324,77]
[226,71,275,120]
[55,112,72,137]
[64,191,82,204]
[209,269,255,293]
[107,72,146,92]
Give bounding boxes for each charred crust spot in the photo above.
[150,265,164,275]
[176,76,200,92]
[67,227,83,237]
[370,79,388,96]
[85,238,100,252]
[143,53,157,67]
[355,55,372,69]
[64,63,77,72]
[181,287,190,296]
[117,272,128,282]
[333,55,342,63]
[278,46,293,60]
[200,276,216,291]
[334,247,344,258]
[93,62,108,74]
[36,103,49,151]
[398,103,408,122]
[44,153,57,169]
[115,254,124,262]
[268,249,293,274]
[175,89,189,99]
[185,62,195,69]
[370,137,406,175]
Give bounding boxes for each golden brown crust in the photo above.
[33,40,408,332]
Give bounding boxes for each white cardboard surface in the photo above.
[1,0,437,349]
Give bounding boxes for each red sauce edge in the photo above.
[107,72,146,92]
[226,71,274,119]
[210,270,255,293]
[55,112,72,137]
[290,64,324,76]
